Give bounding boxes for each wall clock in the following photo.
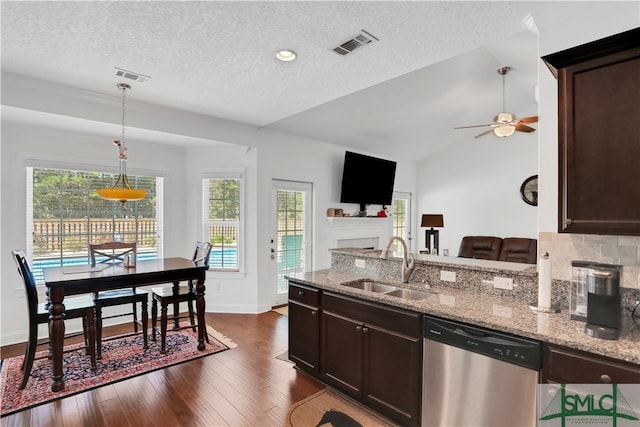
[520,175,538,206]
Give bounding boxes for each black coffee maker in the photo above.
[585,264,622,340]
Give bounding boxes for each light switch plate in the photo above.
[440,270,456,282]
[355,258,366,269]
[493,277,514,290]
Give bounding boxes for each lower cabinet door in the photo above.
[288,301,319,374]
[320,310,364,397]
[365,324,422,427]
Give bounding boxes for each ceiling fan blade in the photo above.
[474,129,495,138]
[515,124,536,133]
[519,116,538,124]
[454,123,495,129]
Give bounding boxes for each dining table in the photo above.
[43,257,207,392]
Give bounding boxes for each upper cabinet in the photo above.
[543,28,640,236]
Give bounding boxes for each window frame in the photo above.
[27,164,163,283]
[202,172,244,274]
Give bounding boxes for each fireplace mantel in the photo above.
[323,216,392,250]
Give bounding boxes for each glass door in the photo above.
[391,192,412,253]
[270,180,313,306]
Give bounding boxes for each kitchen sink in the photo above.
[342,280,398,293]
[385,288,437,300]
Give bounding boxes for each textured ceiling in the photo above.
[0,1,619,161]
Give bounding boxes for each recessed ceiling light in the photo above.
[275,49,297,62]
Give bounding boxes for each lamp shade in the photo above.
[421,214,444,228]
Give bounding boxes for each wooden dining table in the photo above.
[43,257,207,392]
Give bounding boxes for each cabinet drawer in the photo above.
[289,282,320,306]
[545,345,640,384]
[322,291,421,337]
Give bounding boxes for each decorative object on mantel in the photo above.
[454,66,538,138]
[326,208,345,217]
[520,175,538,206]
[96,83,147,204]
[421,214,444,255]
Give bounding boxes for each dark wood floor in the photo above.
[1,311,325,427]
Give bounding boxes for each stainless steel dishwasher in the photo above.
[422,315,542,427]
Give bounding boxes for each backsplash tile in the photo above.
[541,231,640,289]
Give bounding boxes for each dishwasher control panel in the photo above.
[423,315,542,370]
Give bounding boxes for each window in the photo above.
[203,176,241,271]
[28,167,161,282]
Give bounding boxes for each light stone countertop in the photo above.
[286,268,640,366]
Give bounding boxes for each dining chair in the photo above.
[12,250,97,389]
[150,241,212,353]
[89,241,148,358]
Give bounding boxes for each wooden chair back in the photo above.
[89,242,137,266]
[192,241,213,269]
[12,250,39,317]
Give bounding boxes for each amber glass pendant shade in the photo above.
[97,83,147,204]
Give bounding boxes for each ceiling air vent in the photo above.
[114,67,151,83]
[332,30,379,56]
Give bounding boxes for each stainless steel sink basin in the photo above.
[385,288,437,300]
[342,280,398,293]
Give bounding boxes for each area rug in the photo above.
[286,389,398,427]
[0,324,231,417]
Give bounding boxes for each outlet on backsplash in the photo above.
[355,258,366,269]
[494,277,514,290]
[440,271,456,282]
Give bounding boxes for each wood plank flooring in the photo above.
[1,311,325,427]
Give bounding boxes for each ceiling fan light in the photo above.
[496,112,514,123]
[494,125,516,138]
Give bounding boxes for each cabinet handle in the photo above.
[356,325,362,332]
[362,327,369,334]
[311,310,317,316]
[298,290,304,296]
[565,218,573,226]
[600,374,612,383]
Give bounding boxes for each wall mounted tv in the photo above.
[339,151,397,216]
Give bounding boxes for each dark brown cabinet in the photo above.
[288,281,320,375]
[542,28,640,235]
[541,344,640,384]
[320,291,422,427]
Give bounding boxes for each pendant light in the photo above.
[97,83,147,203]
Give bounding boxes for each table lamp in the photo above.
[421,214,444,255]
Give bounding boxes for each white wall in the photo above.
[252,130,417,312]
[416,117,538,256]
[184,144,260,313]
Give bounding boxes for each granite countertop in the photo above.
[287,268,640,366]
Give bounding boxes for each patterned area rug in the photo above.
[0,324,231,417]
[286,389,398,427]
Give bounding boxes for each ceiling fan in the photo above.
[455,66,538,139]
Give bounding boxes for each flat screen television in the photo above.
[339,151,397,216]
